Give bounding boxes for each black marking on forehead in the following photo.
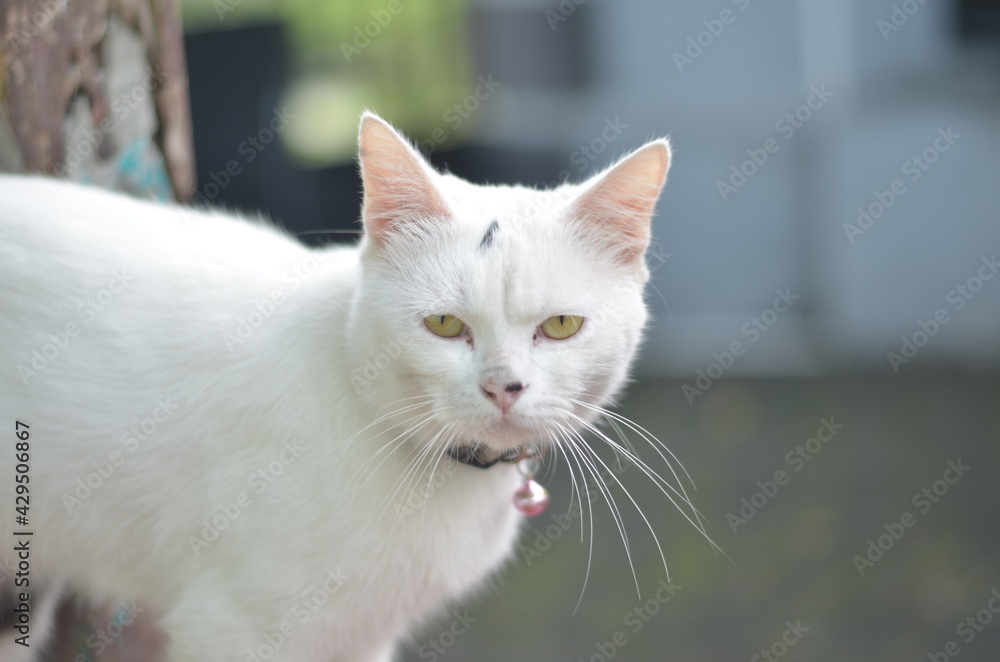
[479,219,499,252]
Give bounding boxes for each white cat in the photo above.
[0,112,679,661]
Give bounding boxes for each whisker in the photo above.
[397,424,454,525]
[556,422,640,599]
[556,423,633,559]
[325,396,438,466]
[568,413,720,556]
[367,421,453,544]
[551,426,597,614]
[417,425,460,522]
[568,410,697,512]
[602,414,637,461]
[351,408,452,494]
[571,399,717,539]
[562,419,671,589]
[380,416,451,510]
[548,427,584,546]
[572,397,697,488]
[372,393,442,419]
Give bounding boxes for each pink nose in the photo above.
[481,380,526,413]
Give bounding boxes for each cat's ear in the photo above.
[358,112,450,247]
[567,139,670,273]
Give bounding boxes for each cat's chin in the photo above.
[477,414,547,447]
[429,415,538,460]
[445,443,528,468]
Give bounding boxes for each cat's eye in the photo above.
[424,314,465,338]
[540,315,583,340]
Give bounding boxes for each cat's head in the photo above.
[350,112,669,461]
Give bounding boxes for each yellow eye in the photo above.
[541,315,583,340]
[424,314,465,338]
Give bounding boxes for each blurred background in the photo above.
[3,0,999,660]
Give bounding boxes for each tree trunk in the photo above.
[0,0,195,201]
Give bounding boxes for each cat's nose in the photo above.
[481,379,526,414]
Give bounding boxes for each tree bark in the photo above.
[0,0,195,201]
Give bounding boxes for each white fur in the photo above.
[0,113,670,661]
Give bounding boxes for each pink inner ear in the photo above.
[358,115,451,246]
[569,141,670,265]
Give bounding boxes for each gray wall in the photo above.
[475,0,1000,377]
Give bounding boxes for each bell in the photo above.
[513,478,549,517]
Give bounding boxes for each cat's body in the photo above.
[0,114,670,661]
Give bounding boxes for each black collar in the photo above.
[447,445,527,469]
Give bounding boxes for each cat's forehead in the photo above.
[418,196,612,323]
[437,175,581,229]
[443,245,592,329]
[435,179,589,263]
[438,183,583,269]
[373,176,627,324]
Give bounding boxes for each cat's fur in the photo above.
[0,113,670,661]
